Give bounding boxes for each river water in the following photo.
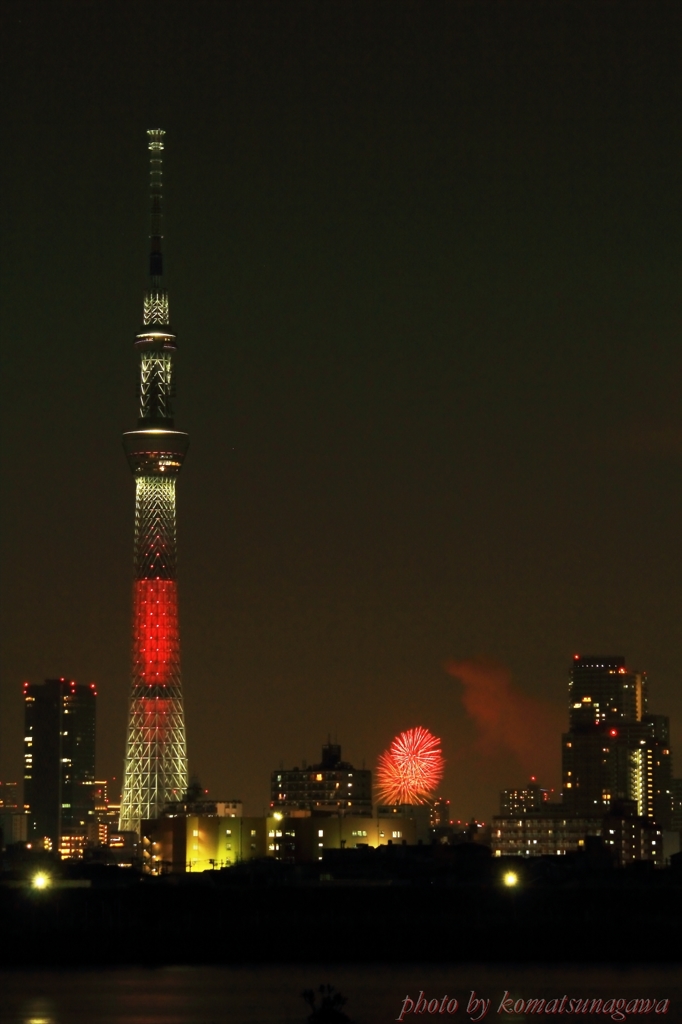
[1,964,680,1024]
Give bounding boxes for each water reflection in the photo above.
[22,995,56,1024]
[2,964,680,1024]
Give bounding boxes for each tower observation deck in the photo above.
[119,130,189,834]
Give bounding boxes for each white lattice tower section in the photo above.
[138,353,175,422]
[120,685,187,828]
[134,477,177,578]
[144,292,170,325]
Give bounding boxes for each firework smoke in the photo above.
[376,726,444,805]
[445,658,562,780]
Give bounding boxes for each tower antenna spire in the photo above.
[147,129,165,285]
[143,129,170,328]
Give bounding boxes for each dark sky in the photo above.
[2,0,682,821]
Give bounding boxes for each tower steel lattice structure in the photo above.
[119,130,189,833]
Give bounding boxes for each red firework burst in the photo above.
[376,726,444,805]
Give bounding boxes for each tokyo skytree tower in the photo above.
[119,130,189,833]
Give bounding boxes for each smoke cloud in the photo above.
[445,658,562,783]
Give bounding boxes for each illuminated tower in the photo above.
[119,130,189,834]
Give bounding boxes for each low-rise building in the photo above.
[0,809,28,847]
[376,804,432,844]
[493,803,663,866]
[500,779,552,815]
[141,804,432,873]
[492,812,603,858]
[602,802,663,866]
[142,815,266,873]
[271,743,372,817]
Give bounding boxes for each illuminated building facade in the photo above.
[143,814,265,874]
[492,808,662,865]
[500,779,551,816]
[23,678,96,851]
[271,743,373,817]
[92,780,122,846]
[376,803,432,842]
[602,802,663,866]
[142,810,427,872]
[267,813,422,862]
[492,812,603,858]
[119,130,189,833]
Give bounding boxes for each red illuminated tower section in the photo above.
[119,130,189,834]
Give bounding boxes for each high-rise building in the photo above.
[23,678,96,850]
[562,655,674,825]
[119,131,189,834]
[644,714,675,830]
[567,655,646,728]
[271,743,373,817]
[563,655,642,815]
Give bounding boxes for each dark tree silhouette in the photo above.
[301,984,352,1023]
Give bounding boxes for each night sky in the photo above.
[1,1,682,822]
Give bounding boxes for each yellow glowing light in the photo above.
[32,872,50,889]
[503,871,519,888]
[273,812,283,821]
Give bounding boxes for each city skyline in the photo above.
[2,2,682,822]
